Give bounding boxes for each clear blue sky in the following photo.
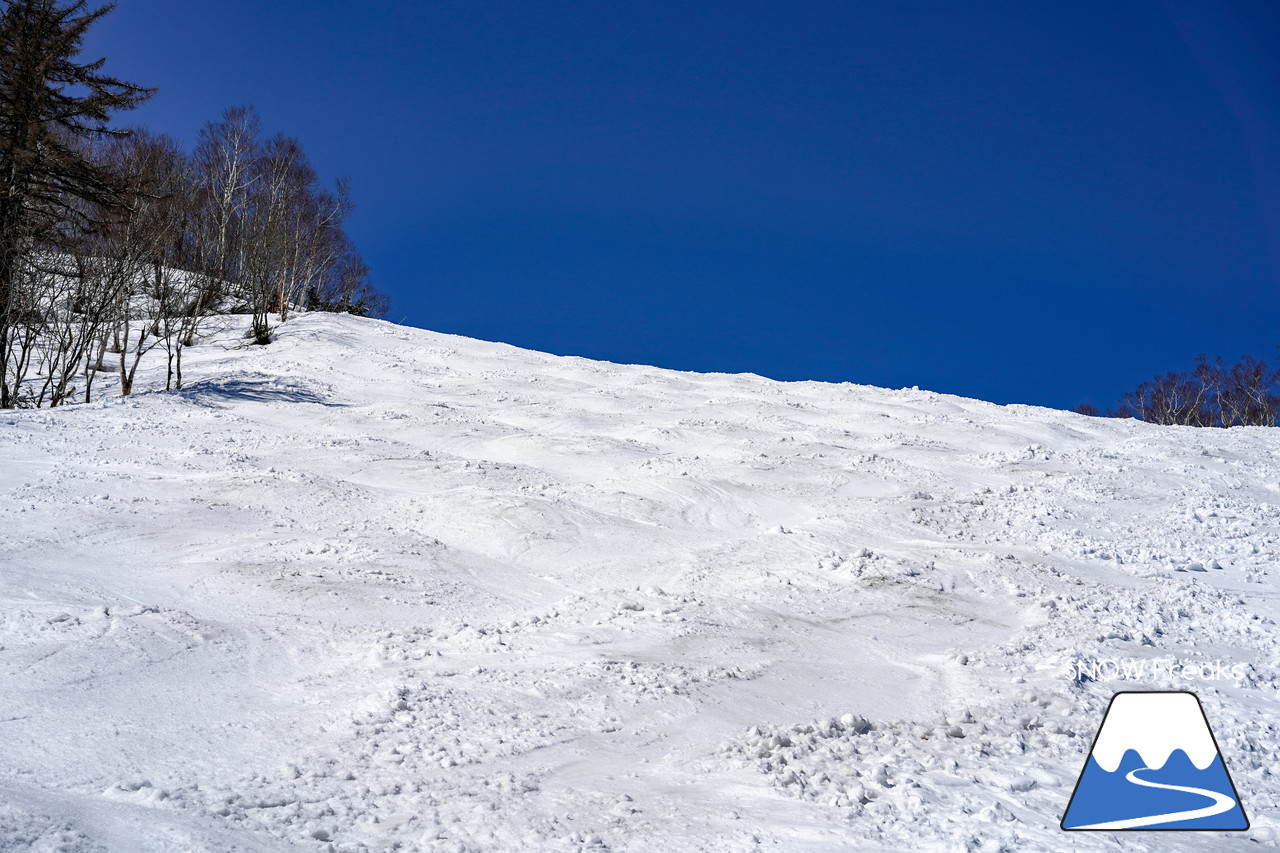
[85,0,1280,410]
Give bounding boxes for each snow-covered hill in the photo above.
[2,314,1277,852]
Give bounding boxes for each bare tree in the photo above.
[0,59,385,406]
[190,106,261,312]
[240,134,311,343]
[124,131,199,390]
[1110,351,1280,428]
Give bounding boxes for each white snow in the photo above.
[2,312,1279,851]
[1090,692,1219,772]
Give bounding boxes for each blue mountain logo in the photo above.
[1062,691,1248,831]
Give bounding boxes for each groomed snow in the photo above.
[1,313,1278,852]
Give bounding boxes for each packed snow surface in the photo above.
[2,313,1278,852]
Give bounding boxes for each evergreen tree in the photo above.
[0,0,152,407]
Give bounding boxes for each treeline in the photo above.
[1077,351,1280,428]
[0,1,386,409]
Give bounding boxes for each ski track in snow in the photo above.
[1,313,1278,851]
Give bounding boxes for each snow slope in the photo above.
[1,313,1278,852]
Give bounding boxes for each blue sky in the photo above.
[85,0,1280,410]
